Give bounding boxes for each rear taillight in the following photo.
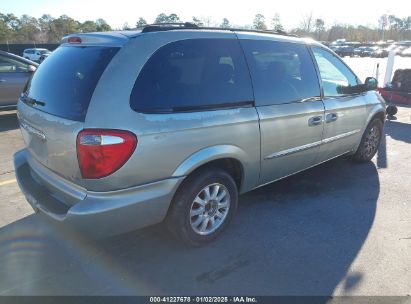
[76,129,137,179]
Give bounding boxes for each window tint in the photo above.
[312,47,359,97]
[24,46,119,121]
[130,39,254,113]
[0,55,29,73]
[241,40,320,106]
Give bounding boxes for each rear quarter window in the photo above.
[24,46,119,121]
[130,38,254,113]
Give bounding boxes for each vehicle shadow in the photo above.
[378,115,411,168]
[384,120,411,145]
[0,157,379,296]
[0,112,18,132]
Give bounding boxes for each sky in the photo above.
[1,0,410,30]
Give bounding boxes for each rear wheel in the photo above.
[352,118,383,162]
[166,167,238,246]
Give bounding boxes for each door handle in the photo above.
[308,116,323,126]
[325,113,338,123]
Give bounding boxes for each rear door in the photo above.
[18,45,119,183]
[0,54,30,107]
[311,47,367,162]
[239,37,324,185]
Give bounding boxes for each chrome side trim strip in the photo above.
[264,140,322,160]
[264,129,361,160]
[322,129,361,144]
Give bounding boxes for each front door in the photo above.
[239,37,324,185]
[311,47,367,162]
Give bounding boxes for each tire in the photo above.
[352,118,383,162]
[166,167,238,246]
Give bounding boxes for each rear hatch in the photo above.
[18,38,121,185]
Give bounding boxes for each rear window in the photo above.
[130,39,254,113]
[24,46,119,121]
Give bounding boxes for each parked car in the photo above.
[391,46,406,55]
[38,52,51,63]
[334,45,355,57]
[14,25,385,246]
[354,46,369,57]
[0,50,38,111]
[361,46,378,57]
[400,47,411,57]
[371,48,389,58]
[22,48,51,62]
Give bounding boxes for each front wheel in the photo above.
[352,118,383,162]
[166,167,238,246]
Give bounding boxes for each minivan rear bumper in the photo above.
[14,149,184,237]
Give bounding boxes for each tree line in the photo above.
[1,12,410,44]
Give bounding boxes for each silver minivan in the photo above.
[14,24,385,245]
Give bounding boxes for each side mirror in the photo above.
[364,77,378,91]
[28,65,37,73]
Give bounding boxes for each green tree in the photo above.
[271,14,284,31]
[136,17,147,28]
[96,19,111,32]
[38,14,55,42]
[47,15,80,42]
[220,18,230,28]
[154,13,180,24]
[154,13,168,23]
[253,14,267,30]
[192,17,203,26]
[18,14,41,43]
[4,13,20,31]
[81,20,97,33]
[315,18,325,40]
[0,13,12,43]
[168,13,180,23]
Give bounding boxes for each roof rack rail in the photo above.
[141,22,199,33]
[200,27,296,37]
[140,22,297,37]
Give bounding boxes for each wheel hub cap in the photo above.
[189,183,230,236]
[363,126,380,158]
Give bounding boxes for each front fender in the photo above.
[351,94,386,154]
[364,92,386,127]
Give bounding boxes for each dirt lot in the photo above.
[0,58,410,296]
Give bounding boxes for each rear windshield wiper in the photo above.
[21,95,46,107]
